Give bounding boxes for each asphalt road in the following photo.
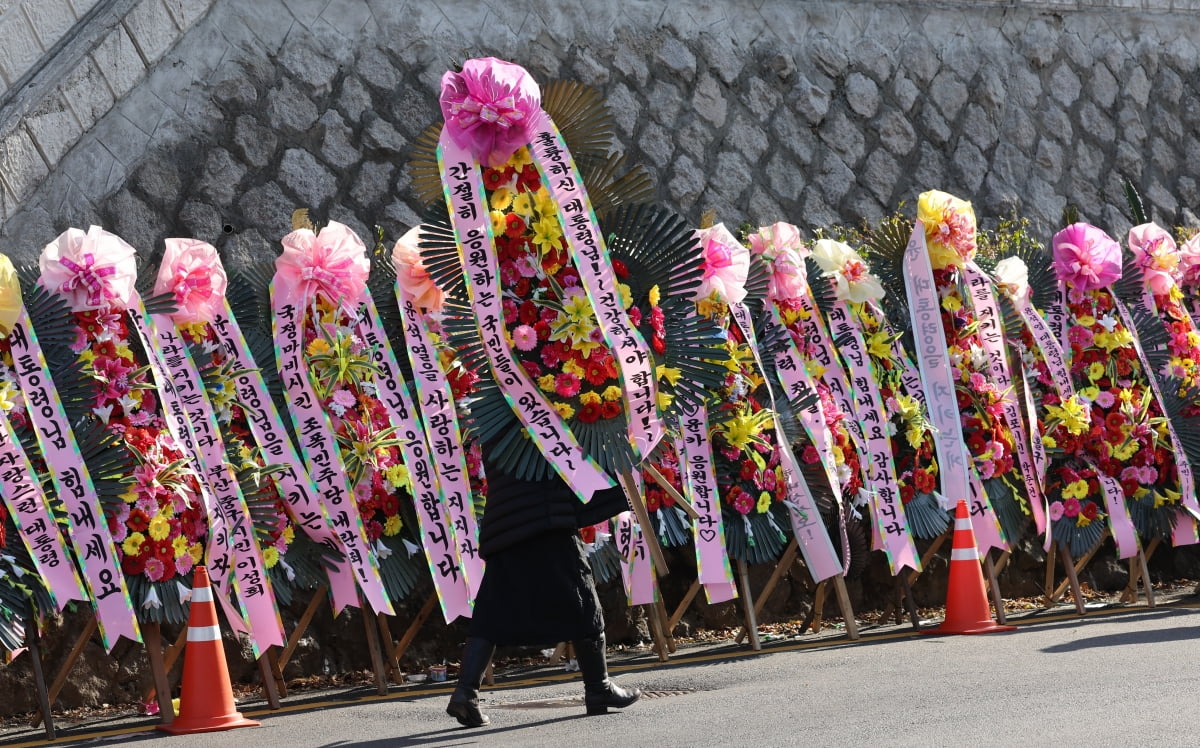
[8,602,1200,747]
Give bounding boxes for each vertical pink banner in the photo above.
[614,507,656,606]
[6,310,139,649]
[676,405,737,603]
[902,223,1007,553]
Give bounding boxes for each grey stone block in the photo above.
[362,115,405,155]
[104,188,160,251]
[1048,63,1082,107]
[846,72,879,119]
[357,49,399,91]
[266,78,320,132]
[132,156,183,210]
[90,24,148,103]
[693,74,727,129]
[211,74,258,110]
[747,187,785,226]
[809,35,849,80]
[638,121,674,169]
[319,109,358,169]
[656,36,696,82]
[770,113,814,165]
[890,74,919,113]
[124,0,182,66]
[279,148,337,208]
[178,199,223,242]
[674,117,712,161]
[279,38,341,95]
[337,75,373,124]
[727,113,769,165]
[953,139,987,195]
[863,149,900,205]
[381,198,422,235]
[0,10,41,86]
[350,161,396,210]
[25,93,82,168]
[961,104,999,152]
[793,75,830,125]
[197,147,247,206]
[23,0,78,50]
[667,153,704,211]
[60,55,117,134]
[1123,64,1152,108]
[241,182,296,240]
[744,76,781,123]
[234,114,278,168]
[710,151,752,201]
[875,109,916,157]
[816,152,854,204]
[819,109,865,166]
[571,47,610,89]
[930,69,968,122]
[648,78,682,128]
[766,152,804,201]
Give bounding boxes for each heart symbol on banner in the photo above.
[699,529,717,542]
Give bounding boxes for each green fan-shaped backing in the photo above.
[860,216,914,335]
[984,476,1027,546]
[650,504,692,548]
[579,153,655,215]
[905,492,951,540]
[432,203,727,481]
[721,504,791,564]
[587,536,624,586]
[1053,515,1106,558]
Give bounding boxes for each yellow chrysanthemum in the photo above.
[1041,435,1057,449]
[562,359,585,379]
[384,515,403,537]
[602,386,623,402]
[757,491,772,513]
[508,147,533,170]
[386,463,410,491]
[490,210,506,236]
[262,546,280,568]
[941,294,962,313]
[189,543,203,563]
[553,402,575,420]
[148,514,171,541]
[1076,314,1096,328]
[489,186,515,211]
[172,534,190,557]
[511,191,534,217]
[538,374,556,392]
[867,331,892,360]
[648,284,661,307]
[1061,480,1089,500]
[283,525,295,544]
[1087,362,1105,381]
[122,532,146,557]
[618,283,633,309]
[307,339,332,356]
[579,391,602,406]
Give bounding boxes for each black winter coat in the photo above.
[477,454,629,558]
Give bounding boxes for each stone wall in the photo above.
[3,0,1200,264]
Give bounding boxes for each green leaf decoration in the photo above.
[407,122,447,208]
[984,477,1027,546]
[1112,243,1146,308]
[125,575,190,626]
[227,260,277,337]
[860,213,913,331]
[1122,176,1149,225]
[417,201,467,301]
[587,536,624,586]
[721,504,791,564]
[804,257,837,318]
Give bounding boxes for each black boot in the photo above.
[575,633,640,715]
[446,637,495,727]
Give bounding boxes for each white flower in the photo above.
[993,257,1029,301]
[810,239,885,303]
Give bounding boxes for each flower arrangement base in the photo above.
[27,615,100,731]
[1116,538,1158,607]
[1044,531,1110,615]
[23,614,56,740]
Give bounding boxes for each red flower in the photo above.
[577,402,602,423]
[612,259,629,278]
[600,401,622,419]
[483,167,510,190]
[1081,502,1099,520]
[127,509,150,533]
[504,213,526,238]
[913,469,936,494]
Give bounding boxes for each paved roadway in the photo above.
[8,602,1200,747]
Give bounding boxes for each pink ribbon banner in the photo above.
[1111,297,1200,545]
[676,405,736,603]
[902,222,1007,553]
[528,111,664,460]
[766,307,844,520]
[731,301,842,581]
[207,303,345,586]
[614,504,657,606]
[826,300,922,572]
[356,294,471,623]
[6,310,138,649]
[796,289,867,459]
[149,310,285,652]
[394,289,484,602]
[271,287,390,615]
[964,262,1046,534]
[124,295,243,631]
[0,411,86,610]
[437,134,613,500]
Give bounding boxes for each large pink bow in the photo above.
[392,226,445,312]
[275,221,370,308]
[1127,222,1179,297]
[694,224,750,305]
[153,238,228,324]
[748,222,807,302]
[1052,223,1121,291]
[440,57,541,168]
[39,226,137,312]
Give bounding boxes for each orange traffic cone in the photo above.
[924,500,1016,635]
[158,566,259,734]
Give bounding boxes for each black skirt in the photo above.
[468,530,603,646]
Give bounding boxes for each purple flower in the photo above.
[439,57,541,168]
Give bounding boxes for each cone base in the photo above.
[922,620,1017,635]
[157,712,260,735]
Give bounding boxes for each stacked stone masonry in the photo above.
[2,0,1200,265]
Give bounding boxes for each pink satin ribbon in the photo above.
[730,301,843,581]
[7,308,139,649]
[677,406,737,603]
[394,288,484,604]
[58,253,116,307]
[903,222,1007,553]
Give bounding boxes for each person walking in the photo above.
[446,451,641,727]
